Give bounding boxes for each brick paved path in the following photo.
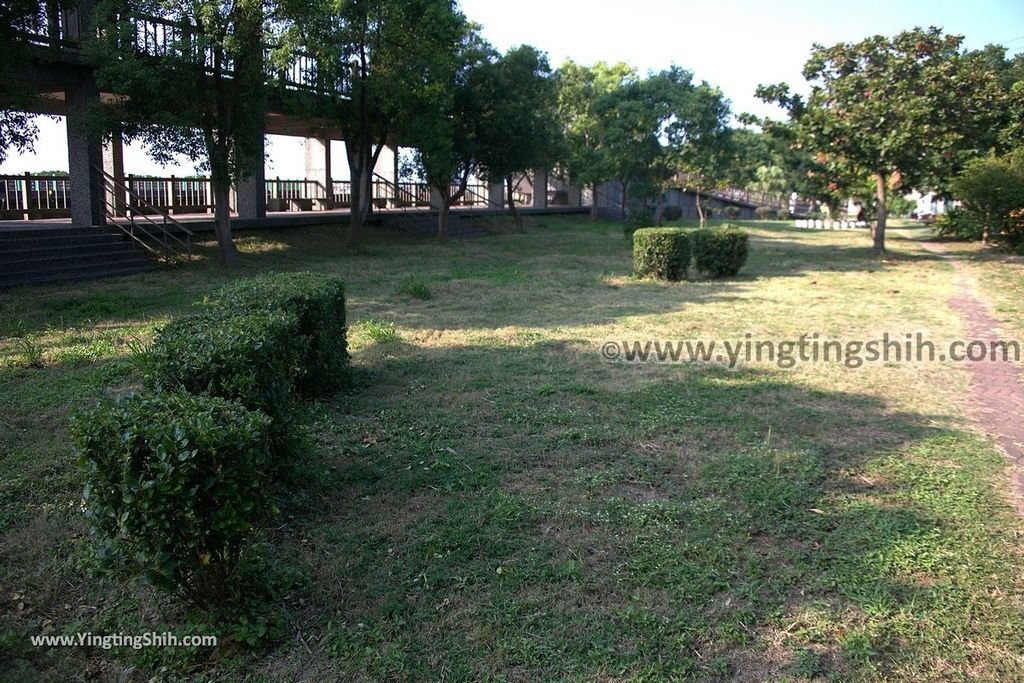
[921,242,1024,511]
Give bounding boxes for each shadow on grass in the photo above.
[262,339,1022,681]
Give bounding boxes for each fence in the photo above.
[0,173,547,221]
[0,174,72,218]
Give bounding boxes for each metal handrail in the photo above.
[95,166,192,263]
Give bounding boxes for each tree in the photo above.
[475,45,560,232]
[87,0,272,266]
[287,0,466,245]
[663,78,731,226]
[758,27,1006,253]
[556,60,637,218]
[951,152,1024,248]
[405,27,490,239]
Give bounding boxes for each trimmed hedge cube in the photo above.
[148,309,303,450]
[73,391,272,606]
[633,228,691,281]
[690,226,749,278]
[208,272,350,396]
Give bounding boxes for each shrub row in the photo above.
[689,227,750,278]
[74,391,271,606]
[633,228,692,281]
[75,272,349,609]
[633,226,749,280]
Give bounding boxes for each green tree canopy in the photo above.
[284,0,467,245]
[758,27,1006,253]
[556,60,636,217]
[475,45,561,231]
[404,25,491,238]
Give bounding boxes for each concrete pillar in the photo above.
[66,78,105,227]
[303,137,332,209]
[237,128,266,219]
[373,144,397,208]
[532,169,548,209]
[489,181,504,209]
[102,130,126,217]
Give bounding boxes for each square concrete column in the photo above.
[489,181,504,209]
[102,130,126,217]
[66,77,105,227]
[373,144,398,208]
[532,169,548,209]
[304,137,333,209]
[237,129,266,219]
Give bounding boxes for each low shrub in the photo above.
[624,207,656,236]
[74,391,272,608]
[934,206,984,241]
[633,228,691,281]
[754,206,778,220]
[661,205,683,221]
[690,226,749,278]
[724,206,741,219]
[208,272,349,396]
[778,208,791,221]
[148,310,302,452]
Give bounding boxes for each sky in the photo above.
[2,0,1021,177]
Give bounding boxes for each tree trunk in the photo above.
[873,172,887,255]
[589,183,599,220]
[506,176,523,232]
[437,202,449,240]
[655,191,665,226]
[213,181,239,267]
[621,180,628,220]
[696,188,706,227]
[345,137,384,247]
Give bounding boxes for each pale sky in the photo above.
[3,0,1021,177]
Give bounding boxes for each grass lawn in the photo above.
[2,216,1024,681]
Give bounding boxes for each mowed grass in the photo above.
[2,216,1024,681]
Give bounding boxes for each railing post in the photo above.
[167,175,175,215]
[21,172,31,220]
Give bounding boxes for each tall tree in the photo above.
[475,45,560,232]
[287,0,466,245]
[405,27,490,239]
[556,60,636,218]
[87,0,272,266]
[758,27,1006,253]
[661,76,731,226]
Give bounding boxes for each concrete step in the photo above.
[2,247,150,275]
[0,232,126,253]
[0,260,155,289]
[0,240,142,264]
[0,225,156,288]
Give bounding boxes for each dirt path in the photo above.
[921,242,1024,511]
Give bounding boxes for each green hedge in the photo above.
[208,272,349,397]
[633,228,691,281]
[149,309,301,450]
[73,391,272,607]
[691,226,749,277]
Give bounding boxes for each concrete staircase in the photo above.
[0,226,154,289]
